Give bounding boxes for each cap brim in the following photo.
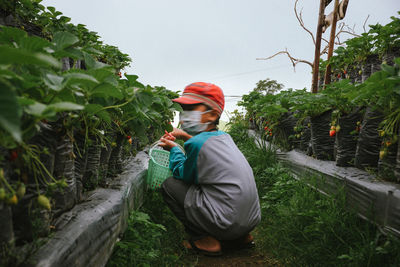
[172,96,203,105]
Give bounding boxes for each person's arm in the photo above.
[169,128,192,141]
[169,143,197,184]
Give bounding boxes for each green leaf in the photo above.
[172,102,183,112]
[82,51,108,69]
[84,104,103,113]
[44,73,64,91]
[165,123,173,132]
[137,91,153,107]
[17,97,36,106]
[0,45,60,68]
[0,26,27,45]
[0,69,23,81]
[20,35,50,52]
[381,64,395,75]
[125,74,145,88]
[84,47,103,55]
[45,102,84,113]
[84,104,110,124]
[0,84,22,142]
[56,47,84,60]
[91,83,123,99]
[96,109,111,124]
[52,31,79,51]
[63,72,99,88]
[88,68,116,82]
[25,101,47,117]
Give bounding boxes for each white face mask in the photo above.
[179,110,212,136]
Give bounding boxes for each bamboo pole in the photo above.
[323,0,340,87]
[311,0,326,93]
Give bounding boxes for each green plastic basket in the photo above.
[146,142,183,190]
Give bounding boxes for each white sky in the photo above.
[42,0,399,122]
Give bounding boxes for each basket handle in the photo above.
[149,140,185,154]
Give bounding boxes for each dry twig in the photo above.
[363,15,370,33]
[256,49,313,71]
[295,0,315,44]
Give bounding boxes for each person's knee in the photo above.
[161,177,190,205]
[161,177,174,199]
[161,176,174,191]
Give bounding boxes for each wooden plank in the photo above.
[324,0,340,86]
[311,0,326,93]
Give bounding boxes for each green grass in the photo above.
[106,190,191,267]
[228,119,400,267]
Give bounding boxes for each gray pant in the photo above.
[161,177,208,240]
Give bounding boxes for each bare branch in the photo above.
[256,48,314,71]
[325,0,334,6]
[363,15,370,33]
[294,0,316,44]
[331,22,360,44]
[321,45,329,55]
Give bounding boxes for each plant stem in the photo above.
[0,169,15,194]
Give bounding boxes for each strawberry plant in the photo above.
[0,2,181,260]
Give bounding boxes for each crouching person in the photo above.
[159,82,261,256]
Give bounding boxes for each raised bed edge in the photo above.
[26,151,150,267]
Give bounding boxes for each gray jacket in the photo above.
[169,131,261,240]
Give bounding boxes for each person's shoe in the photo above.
[221,233,255,250]
[183,236,222,256]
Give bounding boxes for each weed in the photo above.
[107,190,191,266]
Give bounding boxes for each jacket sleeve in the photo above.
[169,143,198,184]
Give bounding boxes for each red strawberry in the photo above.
[9,150,18,161]
[329,130,336,137]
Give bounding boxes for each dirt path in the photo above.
[183,246,280,266]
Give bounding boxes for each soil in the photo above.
[182,246,281,267]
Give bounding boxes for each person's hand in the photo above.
[158,137,177,151]
[162,130,176,141]
[168,127,192,141]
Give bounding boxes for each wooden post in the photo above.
[324,0,340,87]
[311,0,326,93]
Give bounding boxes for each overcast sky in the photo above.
[42,0,399,121]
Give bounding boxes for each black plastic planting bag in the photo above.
[0,204,14,246]
[30,122,57,182]
[396,131,400,182]
[378,140,398,182]
[53,134,76,214]
[335,108,363,167]
[83,135,101,190]
[383,46,400,66]
[310,110,335,160]
[355,107,383,170]
[348,64,362,84]
[108,134,124,178]
[7,125,54,243]
[0,204,14,267]
[73,131,87,202]
[99,143,112,186]
[12,193,51,243]
[362,54,380,82]
[277,112,298,150]
[298,117,312,154]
